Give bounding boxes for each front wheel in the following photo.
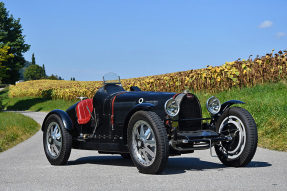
[215,107,258,167]
[128,111,169,174]
[43,114,72,165]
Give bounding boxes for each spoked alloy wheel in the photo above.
[215,107,258,167]
[46,122,62,157]
[218,116,246,159]
[128,111,169,174]
[132,120,157,166]
[43,114,72,165]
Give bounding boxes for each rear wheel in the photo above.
[215,107,258,167]
[128,111,169,174]
[43,114,72,165]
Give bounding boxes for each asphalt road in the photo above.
[0,111,286,191]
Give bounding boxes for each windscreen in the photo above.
[103,72,121,84]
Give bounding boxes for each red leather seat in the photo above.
[76,99,93,124]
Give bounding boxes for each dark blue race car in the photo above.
[42,72,258,174]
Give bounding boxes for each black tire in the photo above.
[128,111,169,174]
[215,107,258,167]
[120,153,131,159]
[43,114,72,165]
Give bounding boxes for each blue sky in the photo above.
[3,0,287,81]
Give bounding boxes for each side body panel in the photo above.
[71,88,176,153]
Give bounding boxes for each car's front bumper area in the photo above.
[170,130,231,151]
[165,117,232,152]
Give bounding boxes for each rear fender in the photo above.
[41,109,74,131]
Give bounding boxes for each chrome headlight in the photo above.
[164,98,180,117]
[206,96,221,115]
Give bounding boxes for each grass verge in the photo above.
[196,81,287,151]
[0,87,77,112]
[0,112,40,152]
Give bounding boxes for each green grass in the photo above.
[0,88,75,152]
[196,81,287,151]
[0,87,77,112]
[0,112,40,152]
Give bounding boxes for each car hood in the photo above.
[114,91,176,107]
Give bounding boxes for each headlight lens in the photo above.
[164,98,180,117]
[206,96,221,115]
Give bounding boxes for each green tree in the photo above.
[32,53,35,65]
[42,64,46,78]
[0,46,14,83]
[0,2,30,84]
[24,64,44,80]
[48,74,59,80]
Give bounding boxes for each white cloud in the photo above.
[258,20,273,28]
[277,32,287,39]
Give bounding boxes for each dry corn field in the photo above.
[9,50,287,100]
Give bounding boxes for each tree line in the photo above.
[0,2,63,84]
[22,53,63,81]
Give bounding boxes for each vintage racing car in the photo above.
[42,73,258,174]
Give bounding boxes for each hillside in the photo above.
[8,49,287,100]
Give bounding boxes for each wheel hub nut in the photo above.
[137,139,145,148]
[137,141,141,148]
[48,137,53,144]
